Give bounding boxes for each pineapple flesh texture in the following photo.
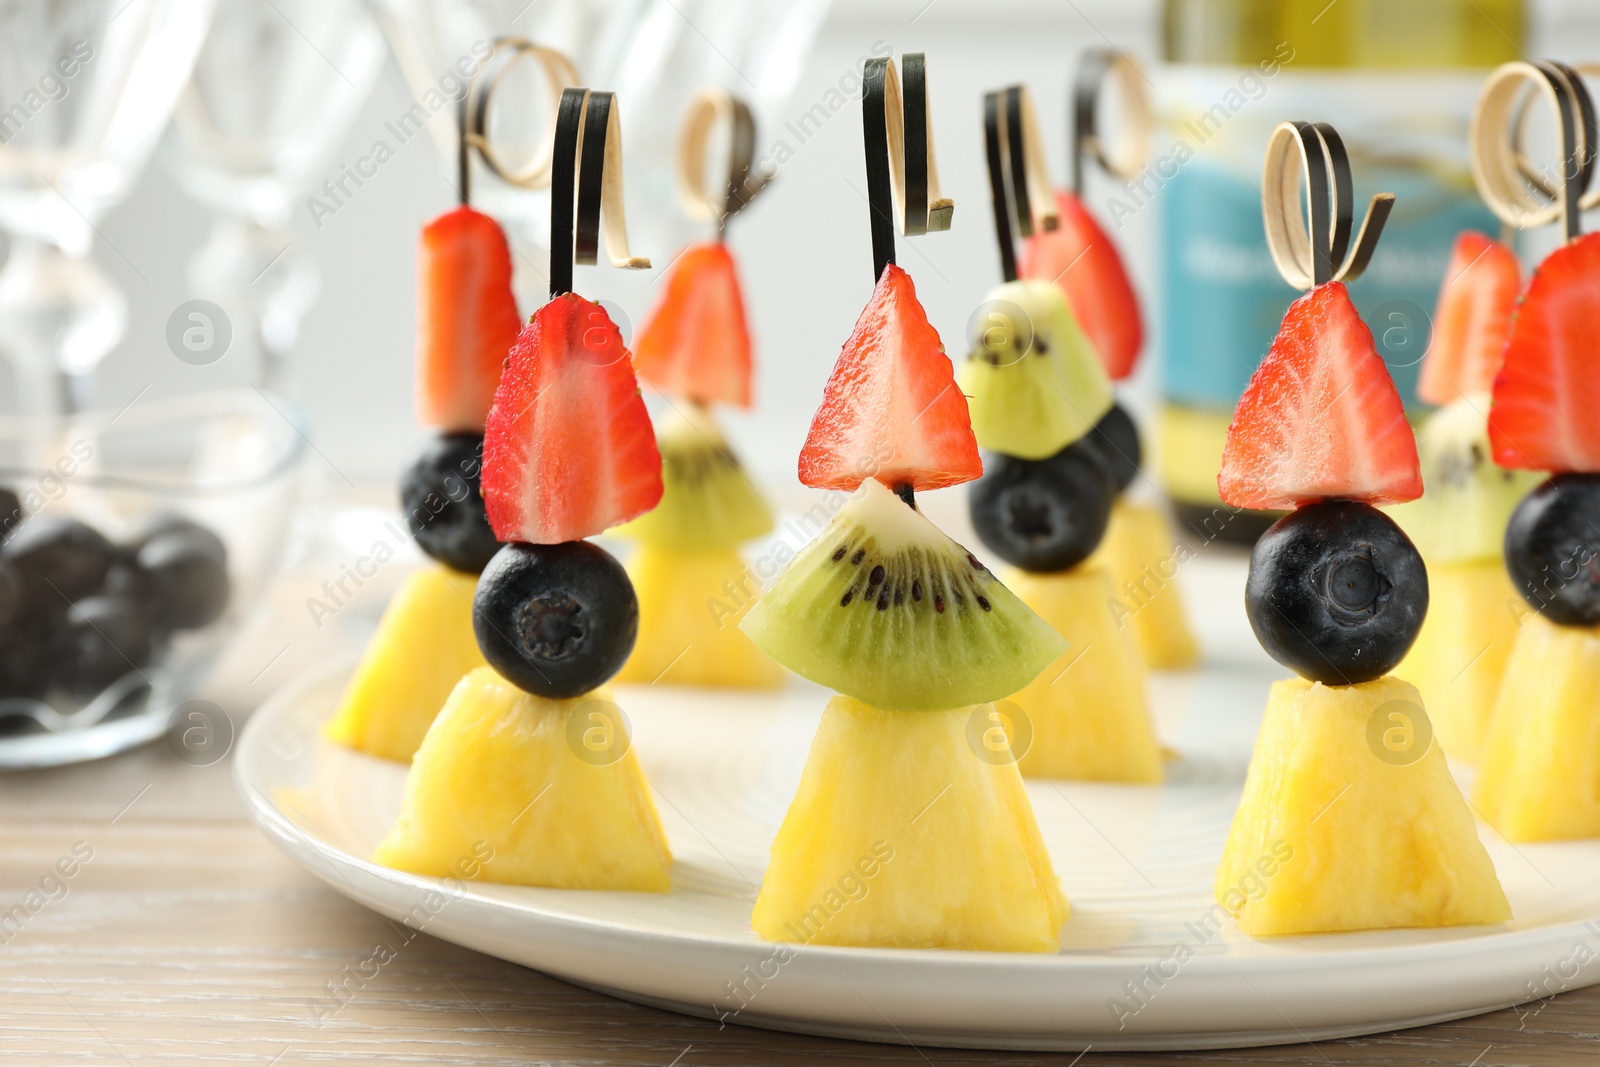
[373,667,672,890]
[324,565,486,762]
[616,545,784,688]
[1093,500,1200,670]
[1474,613,1600,842]
[1217,675,1509,936]
[1394,560,1521,763]
[1002,563,1163,782]
[752,695,1067,952]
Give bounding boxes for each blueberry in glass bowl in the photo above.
[0,388,306,767]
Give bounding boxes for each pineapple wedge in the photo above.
[1002,563,1163,782]
[753,695,1067,952]
[1474,613,1600,841]
[1093,500,1200,670]
[324,565,486,761]
[374,667,671,890]
[1394,560,1521,762]
[616,545,784,688]
[1218,675,1509,936]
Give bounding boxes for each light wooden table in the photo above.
[2,567,1594,1066]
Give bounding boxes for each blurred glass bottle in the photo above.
[1154,0,1522,541]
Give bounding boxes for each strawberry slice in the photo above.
[633,242,753,407]
[798,264,981,492]
[416,206,523,431]
[483,293,663,543]
[1489,232,1600,472]
[1219,282,1422,511]
[1417,231,1520,407]
[1020,190,1143,380]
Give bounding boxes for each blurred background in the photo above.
[5,0,1596,503]
[4,0,1600,751]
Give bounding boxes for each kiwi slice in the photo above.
[1386,394,1542,564]
[612,404,773,551]
[957,279,1113,460]
[741,479,1067,711]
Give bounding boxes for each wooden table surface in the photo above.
[2,564,1595,1067]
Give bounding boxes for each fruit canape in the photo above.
[613,91,781,688]
[1468,62,1600,840]
[1019,50,1199,671]
[1214,122,1508,936]
[322,193,515,762]
[958,84,1162,783]
[372,87,672,890]
[1388,232,1539,761]
[738,55,1069,952]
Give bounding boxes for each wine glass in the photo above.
[160,0,385,393]
[0,0,216,425]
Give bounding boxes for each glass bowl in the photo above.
[0,388,307,768]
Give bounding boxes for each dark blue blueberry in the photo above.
[968,439,1114,572]
[1246,500,1427,685]
[1084,401,1142,494]
[1,517,117,608]
[57,595,156,697]
[473,540,637,699]
[109,521,230,631]
[401,433,500,574]
[1504,473,1600,627]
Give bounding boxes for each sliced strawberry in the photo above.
[798,264,981,492]
[1219,282,1422,510]
[1417,231,1520,406]
[633,242,753,407]
[483,293,662,543]
[1020,190,1143,380]
[416,206,523,431]
[1490,232,1600,471]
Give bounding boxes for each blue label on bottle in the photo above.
[1160,158,1502,411]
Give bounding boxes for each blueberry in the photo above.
[968,439,1114,572]
[0,487,21,544]
[109,525,231,631]
[401,433,501,574]
[57,595,156,697]
[0,634,56,699]
[1246,500,1428,685]
[473,541,637,699]
[1,517,118,608]
[1085,402,1142,493]
[1504,473,1600,626]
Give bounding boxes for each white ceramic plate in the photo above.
[233,558,1600,1052]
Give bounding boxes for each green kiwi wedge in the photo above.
[957,279,1113,460]
[612,403,773,551]
[740,478,1067,710]
[1385,394,1541,564]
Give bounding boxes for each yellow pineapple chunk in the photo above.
[616,545,784,688]
[1474,613,1600,841]
[1394,560,1521,762]
[373,667,671,890]
[1218,675,1509,936]
[324,565,486,761]
[1002,563,1163,782]
[1093,501,1200,670]
[753,695,1066,952]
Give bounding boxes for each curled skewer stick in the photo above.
[1261,120,1396,290]
[862,53,953,284]
[549,87,649,299]
[1071,48,1152,195]
[675,88,771,237]
[1476,59,1598,238]
[982,85,1057,282]
[462,36,580,197]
